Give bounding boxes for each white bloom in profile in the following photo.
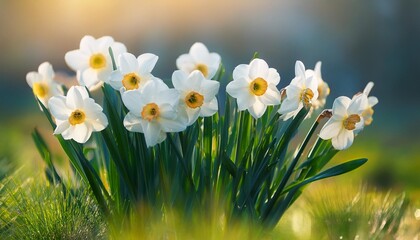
[65,35,127,90]
[109,52,159,92]
[122,80,187,147]
[305,61,330,109]
[48,86,108,144]
[26,62,63,108]
[172,70,220,125]
[226,58,281,119]
[278,61,319,120]
[176,42,221,79]
[357,82,378,126]
[319,94,368,150]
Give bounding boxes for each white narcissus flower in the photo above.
[122,80,187,147]
[319,94,368,150]
[176,42,221,79]
[226,58,281,119]
[172,70,220,125]
[278,61,319,120]
[109,52,159,92]
[26,62,64,108]
[358,82,378,126]
[65,35,127,91]
[48,86,108,144]
[305,61,330,109]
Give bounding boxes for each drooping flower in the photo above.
[357,82,378,126]
[26,62,64,108]
[121,80,187,147]
[172,70,220,125]
[48,86,108,144]
[65,35,127,90]
[305,61,329,109]
[109,52,159,92]
[319,94,368,150]
[278,61,319,120]
[226,58,281,119]
[176,42,221,79]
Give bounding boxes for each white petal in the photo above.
[348,94,368,115]
[226,78,250,98]
[160,115,187,132]
[319,119,342,140]
[79,35,96,52]
[143,121,163,147]
[200,98,218,117]
[109,70,124,90]
[185,107,201,125]
[138,53,158,74]
[278,97,299,115]
[190,42,209,61]
[233,64,250,80]
[176,54,195,72]
[119,53,139,74]
[249,58,269,80]
[188,70,206,91]
[285,84,302,99]
[201,79,220,99]
[26,72,42,87]
[88,112,108,131]
[172,70,190,90]
[295,61,306,78]
[332,96,351,118]
[332,128,354,150]
[54,121,70,135]
[48,96,71,120]
[78,68,99,89]
[110,42,127,58]
[368,96,378,107]
[96,36,114,52]
[65,50,89,71]
[314,61,322,78]
[122,90,144,113]
[123,112,144,132]
[155,89,180,107]
[248,99,267,119]
[363,82,374,96]
[259,85,280,106]
[38,62,55,80]
[207,53,221,79]
[66,86,86,109]
[72,123,92,144]
[267,68,280,85]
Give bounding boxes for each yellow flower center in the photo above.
[185,91,204,108]
[300,88,314,107]
[343,114,361,130]
[89,53,106,69]
[195,64,209,78]
[249,78,268,96]
[362,107,374,126]
[69,109,86,125]
[141,103,160,121]
[122,73,141,90]
[32,82,49,98]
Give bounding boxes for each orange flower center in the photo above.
[69,109,86,125]
[300,88,314,106]
[33,82,49,98]
[185,91,204,108]
[122,73,141,90]
[343,114,361,130]
[141,103,160,121]
[195,64,209,78]
[89,53,106,69]
[249,78,268,96]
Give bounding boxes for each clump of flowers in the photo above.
[27,35,378,231]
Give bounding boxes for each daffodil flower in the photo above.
[122,80,187,147]
[226,58,281,119]
[305,61,329,109]
[176,42,221,79]
[278,61,319,120]
[65,35,127,91]
[172,70,220,125]
[319,94,368,150]
[358,82,378,126]
[26,62,64,108]
[109,52,159,92]
[48,86,108,144]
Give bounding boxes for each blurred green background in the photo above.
[0,0,419,203]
